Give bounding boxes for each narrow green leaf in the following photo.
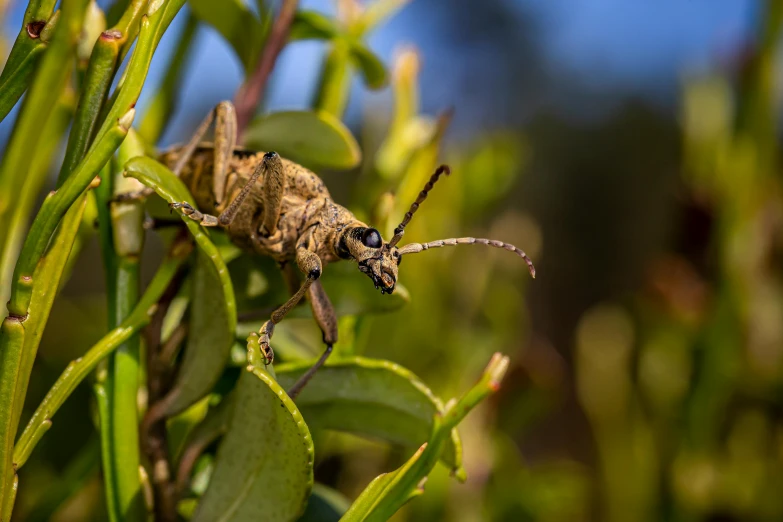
[289,10,338,41]
[0,194,88,514]
[138,13,198,144]
[189,0,264,73]
[275,357,463,475]
[339,444,425,522]
[0,88,74,318]
[313,40,352,118]
[12,249,188,470]
[340,354,510,522]
[0,45,45,123]
[351,0,411,36]
[192,365,314,522]
[244,110,361,170]
[348,41,387,90]
[0,0,58,121]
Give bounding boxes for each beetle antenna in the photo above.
[385,165,450,249]
[397,237,536,278]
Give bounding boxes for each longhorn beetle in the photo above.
[133,101,536,398]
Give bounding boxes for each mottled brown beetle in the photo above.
[139,101,535,398]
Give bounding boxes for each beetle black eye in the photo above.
[361,228,382,248]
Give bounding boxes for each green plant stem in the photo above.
[92,0,185,148]
[13,249,188,470]
[0,2,185,512]
[0,0,86,306]
[7,115,133,317]
[138,12,197,144]
[94,379,119,522]
[58,0,150,184]
[97,129,148,522]
[0,0,59,122]
[0,88,75,319]
[313,39,351,118]
[7,0,186,319]
[0,194,89,520]
[110,259,145,519]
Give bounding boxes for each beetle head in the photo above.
[336,226,400,294]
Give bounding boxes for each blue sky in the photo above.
[0,0,763,144]
[519,0,753,90]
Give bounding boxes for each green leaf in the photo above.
[298,484,351,522]
[340,354,510,522]
[339,444,425,522]
[123,157,237,417]
[348,41,387,90]
[192,365,314,522]
[275,357,464,476]
[290,10,339,41]
[189,0,265,74]
[313,40,352,118]
[162,251,235,416]
[243,111,361,170]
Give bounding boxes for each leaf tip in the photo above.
[119,108,136,131]
[485,353,509,391]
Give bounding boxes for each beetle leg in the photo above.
[286,280,338,399]
[212,102,237,205]
[257,248,322,365]
[169,201,219,227]
[258,151,285,236]
[171,101,232,175]
[215,151,282,229]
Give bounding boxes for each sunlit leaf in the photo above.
[275,357,464,475]
[244,110,361,170]
[290,10,339,41]
[192,365,314,522]
[348,41,387,90]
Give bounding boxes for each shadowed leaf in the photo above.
[192,365,314,522]
[275,357,464,476]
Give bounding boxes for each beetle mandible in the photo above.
[143,101,536,398]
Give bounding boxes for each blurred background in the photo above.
[3,0,783,520]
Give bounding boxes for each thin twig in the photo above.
[140,257,187,522]
[159,322,188,367]
[233,0,300,139]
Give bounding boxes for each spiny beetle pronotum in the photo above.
[127,101,536,398]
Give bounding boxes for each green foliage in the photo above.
[0,0,515,521]
[244,110,361,170]
[275,357,464,475]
